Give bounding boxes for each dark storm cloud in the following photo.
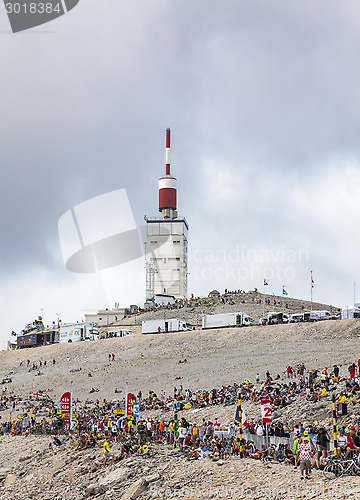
[0,0,358,306]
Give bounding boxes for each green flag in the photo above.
[283,288,288,296]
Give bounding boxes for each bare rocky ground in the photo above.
[0,318,358,403]
[1,316,360,499]
[1,434,359,500]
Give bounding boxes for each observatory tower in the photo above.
[144,128,189,301]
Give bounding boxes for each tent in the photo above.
[341,307,360,319]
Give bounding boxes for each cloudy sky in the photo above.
[0,0,359,340]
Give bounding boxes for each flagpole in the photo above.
[310,271,313,311]
[238,393,243,458]
[354,282,356,306]
[70,381,73,431]
[266,423,268,449]
[263,281,265,319]
[125,381,128,418]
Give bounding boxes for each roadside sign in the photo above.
[261,400,272,423]
[61,392,71,429]
[133,402,140,418]
[127,393,136,416]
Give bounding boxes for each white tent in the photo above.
[342,307,360,319]
[0,341,10,351]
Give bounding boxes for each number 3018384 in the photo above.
[5,3,62,14]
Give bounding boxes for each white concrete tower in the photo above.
[145,128,188,301]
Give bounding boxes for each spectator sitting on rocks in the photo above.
[258,444,270,461]
[134,444,149,455]
[87,434,96,448]
[120,441,133,459]
[283,444,295,465]
[184,434,192,450]
[76,434,88,451]
[188,443,200,459]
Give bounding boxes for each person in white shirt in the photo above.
[177,426,187,451]
[256,424,264,436]
[337,428,348,457]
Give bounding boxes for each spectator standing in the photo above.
[298,434,313,479]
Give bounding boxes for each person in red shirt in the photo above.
[184,435,192,449]
[345,428,360,457]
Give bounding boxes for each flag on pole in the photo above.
[283,288,288,296]
[264,280,269,286]
[235,406,249,428]
[311,278,314,288]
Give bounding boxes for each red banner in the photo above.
[61,391,71,428]
[261,399,272,423]
[31,391,49,399]
[127,393,136,416]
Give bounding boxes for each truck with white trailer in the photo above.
[59,323,99,343]
[142,319,192,334]
[201,312,254,330]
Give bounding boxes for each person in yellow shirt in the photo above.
[192,425,199,437]
[169,421,175,445]
[339,394,348,416]
[128,419,134,435]
[103,439,114,466]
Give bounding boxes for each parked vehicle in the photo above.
[107,329,134,338]
[142,319,192,334]
[59,323,99,343]
[266,312,290,325]
[290,313,305,323]
[311,310,336,321]
[202,312,254,329]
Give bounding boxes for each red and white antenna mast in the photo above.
[159,128,177,218]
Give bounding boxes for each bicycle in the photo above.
[337,457,360,477]
[323,458,343,479]
[323,456,360,479]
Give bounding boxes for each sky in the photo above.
[0,0,359,341]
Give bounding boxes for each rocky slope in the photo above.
[1,318,360,499]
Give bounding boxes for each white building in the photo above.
[84,308,125,328]
[145,218,188,299]
[0,341,16,351]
